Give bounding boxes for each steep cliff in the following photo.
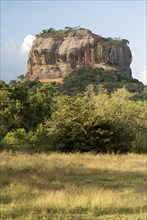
[26,28,132,80]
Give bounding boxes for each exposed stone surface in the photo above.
[26,28,132,80]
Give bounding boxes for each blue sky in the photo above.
[1,0,146,84]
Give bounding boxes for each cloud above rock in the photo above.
[21,35,36,53]
[138,69,147,85]
[1,35,35,82]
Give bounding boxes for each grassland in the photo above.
[0,152,146,219]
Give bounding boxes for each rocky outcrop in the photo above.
[26,28,132,80]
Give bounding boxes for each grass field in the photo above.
[0,151,146,219]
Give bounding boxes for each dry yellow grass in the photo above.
[0,152,146,219]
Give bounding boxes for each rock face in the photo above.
[26,28,132,80]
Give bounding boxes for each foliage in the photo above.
[45,89,146,153]
[93,88,147,153]
[102,37,129,48]
[60,68,146,98]
[0,70,146,153]
[0,80,57,138]
[0,81,12,139]
[36,26,81,38]
[45,95,113,152]
[3,124,48,148]
[3,128,28,147]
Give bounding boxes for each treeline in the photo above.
[0,68,146,153]
[60,68,146,100]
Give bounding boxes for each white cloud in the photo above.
[132,51,135,56]
[1,35,36,82]
[138,69,147,85]
[21,35,36,53]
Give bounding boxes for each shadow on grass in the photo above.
[1,206,146,220]
[0,145,52,154]
[0,163,146,192]
[0,152,146,219]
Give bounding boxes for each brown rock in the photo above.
[26,28,132,80]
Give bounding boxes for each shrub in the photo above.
[3,128,28,147]
[45,93,136,153]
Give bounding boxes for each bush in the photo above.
[3,128,28,147]
[45,92,138,153]
[2,124,50,150]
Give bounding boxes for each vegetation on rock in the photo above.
[35,26,81,38]
[60,68,146,99]
[36,27,129,49]
[102,37,129,48]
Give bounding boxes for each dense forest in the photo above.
[0,68,146,153]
